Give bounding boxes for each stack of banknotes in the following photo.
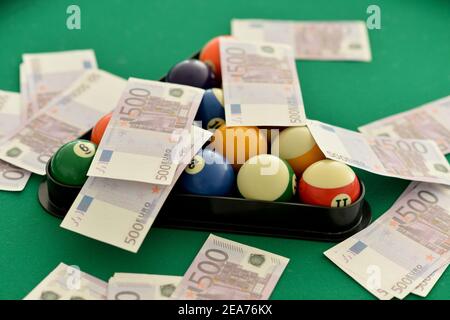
[0,49,103,190]
[1,19,449,300]
[24,234,290,300]
[325,182,449,299]
[0,50,214,254]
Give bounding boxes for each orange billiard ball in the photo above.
[299,160,361,207]
[199,35,231,78]
[208,125,267,170]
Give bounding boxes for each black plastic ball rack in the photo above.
[38,50,372,242]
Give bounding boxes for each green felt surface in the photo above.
[1,0,450,300]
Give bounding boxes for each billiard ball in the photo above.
[271,126,325,176]
[50,139,97,186]
[91,112,112,145]
[199,35,230,78]
[166,59,218,89]
[179,149,235,196]
[209,125,267,170]
[237,154,296,202]
[195,88,225,130]
[259,126,283,151]
[299,159,361,207]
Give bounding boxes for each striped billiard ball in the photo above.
[195,88,225,130]
[299,159,361,207]
[237,154,296,202]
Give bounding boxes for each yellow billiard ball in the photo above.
[271,126,325,176]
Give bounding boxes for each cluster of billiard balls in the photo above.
[49,35,361,208]
[179,125,361,208]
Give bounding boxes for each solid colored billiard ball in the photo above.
[166,59,218,89]
[91,112,112,145]
[271,126,325,176]
[195,88,225,130]
[258,126,281,147]
[50,139,97,186]
[199,35,230,78]
[179,149,235,196]
[299,159,361,207]
[209,125,267,170]
[237,154,296,202]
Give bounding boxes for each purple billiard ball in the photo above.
[166,59,218,89]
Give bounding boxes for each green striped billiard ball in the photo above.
[237,154,296,202]
[50,139,97,186]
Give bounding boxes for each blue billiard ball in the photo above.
[180,149,235,196]
[195,88,225,130]
[166,59,218,89]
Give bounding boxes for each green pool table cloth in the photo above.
[0,0,449,300]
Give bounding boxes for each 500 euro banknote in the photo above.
[307,120,450,185]
[359,96,450,154]
[22,49,97,119]
[24,263,107,300]
[173,234,289,300]
[393,183,449,298]
[0,90,30,191]
[0,70,126,175]
[0,90,23,139]
[61,126,212,253]
[325,182,450,299]
[19,63,32,123]
[87,78,204,185]
[232,19,371,61]
[220,38,305,127]
[107,273,181,300]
